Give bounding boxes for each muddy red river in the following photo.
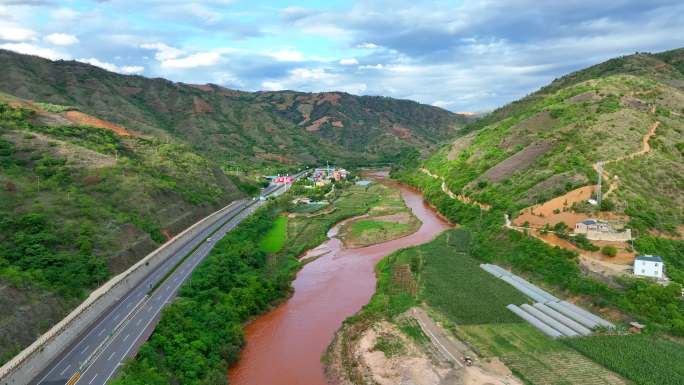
[228,179,451,385]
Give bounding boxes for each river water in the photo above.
[228,178,451,385]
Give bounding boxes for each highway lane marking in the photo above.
[81,345,91,355]
[88,374,99,385]
[123,334,130,342]
[113,313,120,321]
[107,352,116,361]
[60,364,71,375]
[66,197,276,385]
[136,319,142,326]
[32,198,269,385]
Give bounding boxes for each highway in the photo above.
[28,171,306,385]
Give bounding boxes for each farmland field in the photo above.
[259,215,288,253]
[419,230,528,324]
[460,323,629,385]
[564,334,684,385]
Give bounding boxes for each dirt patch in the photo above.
[306,116,330,132]
[316,92,342,106]
[192,96,213,113]
[356,321,450,385]
[621,96,648,111]
[2,131,117,169]
[188,83,213,92]
[390,124,412,139]
[63,111,134,137]
[566,91,598,104]
[332,120,344,128]
[499,111,555,150]
[479,140,555,183]
[513,185,595,227]
[447,132,477,160]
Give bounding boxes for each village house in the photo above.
[574,219,632,241]
[633,255,665,279]
[574,219,611,233]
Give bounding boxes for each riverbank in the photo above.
[227,177,450,385]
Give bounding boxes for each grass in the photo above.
[343,219,415,247]
[564,334,684,385]
[459,323,628,385]
[259,215,288,253]
[419,230,528,324]
[372,333,406,358]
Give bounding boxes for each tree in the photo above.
[601,245,618,257]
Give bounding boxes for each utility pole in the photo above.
[596,161,603,206]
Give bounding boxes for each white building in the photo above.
[633,255,664,279]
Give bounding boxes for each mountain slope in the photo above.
[421,48,684,234]
[0,49,467,169]
[0,99,245,362]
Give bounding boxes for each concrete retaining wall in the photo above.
[0,199,247,385]
[585,229,632,241]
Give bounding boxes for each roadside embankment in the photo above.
[0,199,248,385]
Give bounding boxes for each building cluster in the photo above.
[573,219,632,241]
[273,175,294,184]
[310,166,348,187]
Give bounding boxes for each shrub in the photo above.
[601,245,618,257]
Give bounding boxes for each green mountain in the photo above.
[0,49,467,169]
[0,48,465,363]
[420,48,684,234]
[0,99,246,362]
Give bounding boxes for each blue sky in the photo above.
[0,0,683,112]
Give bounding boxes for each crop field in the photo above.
[284,184,383,256]
[460,323,628,385]
[418,230,528,324]
[259,215,288,253]
[564,334,684,385]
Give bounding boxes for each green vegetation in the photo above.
[420,230,528,324]
[564,334,684,385]
[0,49,465,169]
[0,101,245,363]
[259,215,288,253]
[633,236,684,285]
[460,323,629,385]
[112,205,299,385]
[372,333,406,358]
[285,183,386,257]
[114,180,401,384]
[390,47,684,337]
[601,245,618,257]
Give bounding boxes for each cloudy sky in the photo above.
[0,0,683,112]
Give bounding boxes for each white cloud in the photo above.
[357,42,378,49]
[0,26,37,42]
[266,49,306,62]
[160,52,221,69]
[0,43,65,60]
[262,81,284,91]
[431,100,454,108]
[359,64,384,69]
[140,42,184,61]
[77,58,144,74]
[120,66,145,75]
[338,57,358,65]
[44,33,79,46]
